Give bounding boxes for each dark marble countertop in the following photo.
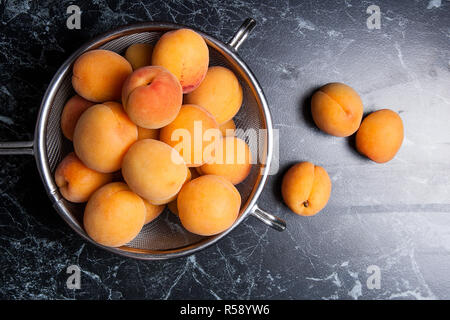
[1,0,449,299]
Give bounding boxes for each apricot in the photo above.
[137,127,159,140]
[60,95,94,141]
[159,104,220,167]
[185,66,243,124]
[122,139,188,204]
[72,49,132,102]
[167,199,179,216]
[124,43,153,70]
[73,101,137,173]
[122,66,182,129]
[54,152,112,203]
[142,200,164,224]
[83,182,145,247]
[281,162,332,216]
[200,137,252,185]
[189,167,201,180]
[356,109,404,163]
[177,175,241,236]
[219,119,236,137]
[152,29,209,93]
[311,83,363,137]
[195,166,204,176]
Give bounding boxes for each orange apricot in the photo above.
[73,101,137,173]
[311,83,363,137]
[200,136,252,185]
[177,175,241,236]
[137,127,159,140]
[142,200,164,224]
[152,29,209,93]
[60,95,94,141]
[167,199,179,216]
[185,66,243,124]
[159,104,220,167]
[124,43,153,70]
[83,182,146,247]
[121,139,188,204]
[356,109,404,163]
[72,49,132,102]
[122,66,182,129]
[219,119,236,137]
[281,162,332,216]
[189,167,201,180]
[54,152,112,203]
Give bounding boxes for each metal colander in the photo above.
[1,19,286,260]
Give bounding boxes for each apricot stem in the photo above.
[303,200,309,208]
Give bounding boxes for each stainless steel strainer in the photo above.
[0,18,286,260]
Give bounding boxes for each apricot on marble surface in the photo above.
[311,82,363,137]
[356,109,404,163]
[281,162,331,216]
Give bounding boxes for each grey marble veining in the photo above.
[0,0,449,299]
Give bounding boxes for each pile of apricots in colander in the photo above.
[55,28,403,247]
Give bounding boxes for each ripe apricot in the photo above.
[311,83,363,137]
[72,49,132,102]
[137,127,159,140]
[189,167,201,180]
[73,101,137,173]
[177,175,241,236]
[83,182,146,247]
[142,200,164,224]
[356,109,404,163]
[219,119,236,137]
[167,199,179,216]
[60,95,94,141]
[200,136,252,185]
[121,139,188,204]
[124,43,153,70]
[152,29,209,93]
[159,104,220,167]
[281,162,332,216]
[54,152,112,203]
[122,66,182,129]
[185,66,243,124]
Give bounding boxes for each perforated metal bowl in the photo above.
[0,18,286,260]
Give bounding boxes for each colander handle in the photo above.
[251,204,286,232]
[0,141,34,155]
[228,18,256,51]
